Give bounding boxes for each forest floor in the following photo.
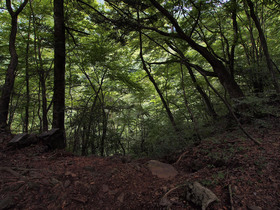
[0,119,279,209]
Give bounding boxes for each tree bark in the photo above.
[38,41,49,131]
[168,44,218,119]
[30,0,49,131]
[149,0,245,99]
[53,0,66,148]
[137,7,179,134]
[100,106,107,157]
[139,42,179,133]
[180,64,201,143]
[246,0,280,93]
[0,0,28,131]
[229,0,238,78]
[186,65,217,119]
[24,14,32,133]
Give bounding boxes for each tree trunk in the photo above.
[53,0,66,148]
[242,4,264,93]
[229,0,238,78]
[30,0,49,131]
[246,0,280,93]
[0,0,28,131]
[24,15,32,133]
[38,41,49,131]
[100,107,107,156]
[138,8,179,134]
[187,65,217,119]
[180,64,201,143]
[149,0,245,99]
[170,45,217,119]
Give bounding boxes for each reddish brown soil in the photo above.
[0,124,279,209]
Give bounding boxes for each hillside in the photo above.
[0,121,279,209]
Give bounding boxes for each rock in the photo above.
[72,195,88,204]
[159,196,172,207]
[64,180,71,188]
[247,204,262,210]
[102,184,109,192]
[8,133,38,148]
[65,171,77,177]
[184,182,219,210]
[147,160,178,179]
[117,192,125,203]
[37,128,65,149]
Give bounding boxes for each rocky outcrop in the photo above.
[8,133,38,148]
[184,182,219,210]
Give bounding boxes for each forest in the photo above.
[1,0,280,157]
[1,0,280,209]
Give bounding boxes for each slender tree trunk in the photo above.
[24,15,32,133]
[53,0,66,148]
[100,106,107,157]
[180,64,201,143]
[30,0,49,131]
[0,0,28,131]
[246,0,280,93]
[171,45,218,118]
[186,64,217,119]
[140,51,179,132]
[81,125,88,156]
[243,4,264,93]
[137,7,179,133]
[38,41,49,131]
[229,0,238,78]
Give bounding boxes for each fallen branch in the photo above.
[174,150,189,165]
[201,74,261,145]
[228,184,234,210]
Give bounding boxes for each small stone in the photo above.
[102,184,109,192]
[65,171,77,177]
[161,186,168,192]
[50,178,60,186]
[72,195,88,204]
[159,196,172,207]
[64,180,71,188]
[233,185,239,193]
[247,204,262,210]
[117,192,125,203]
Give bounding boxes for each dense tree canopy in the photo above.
[0,0,279,156]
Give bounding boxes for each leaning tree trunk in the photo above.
[137,7,180,134]
[149,0,245,99]
[52,0,66,148]
[246,0,280,93]
[186,65,217,119]
[0,0,28,131]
